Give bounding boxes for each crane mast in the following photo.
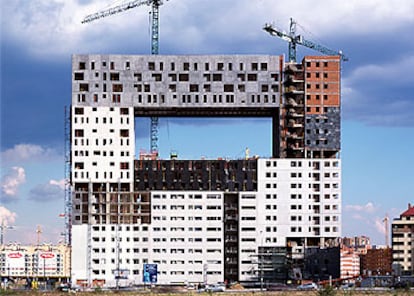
[383,215,389,247]
[82,0,166,154]
[263,18,348,62]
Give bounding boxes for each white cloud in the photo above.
[0,206,17,226]
[342,54,414,126]
[29,179,65,202]
[374,217,386,236]
[0,167,26,201]
[2,0,413,59]
[345,56,414,86]
[343,202,396,245]
[49,179,65,190]
[345,202,377,213]
[1,144,58,164]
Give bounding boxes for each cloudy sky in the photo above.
[1,0,413,245]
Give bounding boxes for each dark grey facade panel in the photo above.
[305,107,340,150]
[134,159,258,191]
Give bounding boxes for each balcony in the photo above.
[285,86,304,94]
[288,120,303,128]
[286,98,304,107]
[225,215,238,221]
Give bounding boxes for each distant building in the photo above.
[341,236,371,254]
[0,243,70,285]
[360,247,392,276]
[340,247,360,280]
[392,203,414,275]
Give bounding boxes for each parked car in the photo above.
[297,282,318,290]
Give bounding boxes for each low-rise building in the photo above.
[0,243,70,286]
[360,247,392,276]
[340,247,360,280]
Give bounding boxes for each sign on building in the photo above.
[37,252,58,274]
[5,251,25,274]
[143,264,157,283]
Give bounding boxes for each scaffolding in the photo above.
[64,106,72,245]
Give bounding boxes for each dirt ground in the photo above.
[1,290,413,296]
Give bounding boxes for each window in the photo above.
[74,129,84,137]
[247,73,257,81]
[112,84,123,92]
[224,84,234,92]
[79,83,89,91]
[74,72,84,80]
[110,73,120,81]
[179,73,189,81]
[212,73,222,81]
[190,84,199,92]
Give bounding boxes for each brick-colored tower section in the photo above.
[304,56,340,115]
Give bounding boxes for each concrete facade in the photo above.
[70,54,342,288]
[72,55,282,110]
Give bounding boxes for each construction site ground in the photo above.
[1,289,413,296]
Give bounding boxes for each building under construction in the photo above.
[70,54,342,287]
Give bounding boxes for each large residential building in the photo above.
[392,204,414,276]
[70,54,342,287]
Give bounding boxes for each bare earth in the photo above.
[2,290,413,296]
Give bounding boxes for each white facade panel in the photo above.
[71,106,134,184]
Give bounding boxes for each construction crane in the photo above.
[36,225,42,246]
[263,18,348,63]
[0,221,14,245]
[82,0,168,154]
[383,215,389,247]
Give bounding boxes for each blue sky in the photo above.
[1,0,413,245]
